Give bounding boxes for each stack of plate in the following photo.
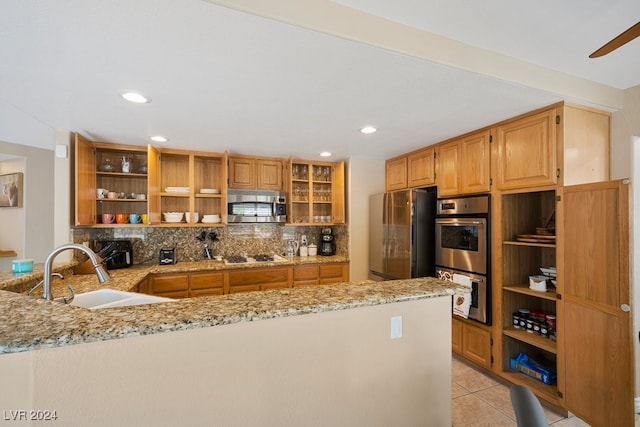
[165,186,189,193]
[200,188,220,194]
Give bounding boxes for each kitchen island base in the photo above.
[0,296,451,426]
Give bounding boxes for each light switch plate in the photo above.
[390,316,402,339]
[55,144,68,158]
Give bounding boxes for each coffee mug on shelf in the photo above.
[97,188,108,199]
[141,213,149,224]
[107,191,117,199]
[115,213,128,224]
[129,213,142,224]
[101,213,115,224]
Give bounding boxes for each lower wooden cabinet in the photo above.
[146,262,350,297]
[319,263,349,284]
[452,317,492,369]
[293,263,349,287]
[227,267,291,293]
[190,272,224,297]
[149,273,190,298]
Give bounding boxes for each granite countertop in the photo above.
[0,256,469,355]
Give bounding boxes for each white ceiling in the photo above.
[0,0,638,161]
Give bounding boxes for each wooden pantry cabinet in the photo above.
[493,181,632,426]
[436,130,490,196]
[228,155,283,190]
[493,103,609,191]
[385,147,435,192]
[287,159,346,225]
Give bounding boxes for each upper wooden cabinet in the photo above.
[385,157,407,191]
[493,108,557,190]
[435,141,459,196]
[408,147,436,188]
[493,103,609,191]
[228,155,283,190]
[436,130,490,197]
[72,135,227,227]
[159,149,227,226]
[72,134,155,227]
[386,147,435,192]
[287,159,346,225]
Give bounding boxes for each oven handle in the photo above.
[435,218,485,225]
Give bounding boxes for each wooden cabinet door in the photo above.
[407,147,435,188]
[147,144,161,225]
[190,272,223,297]
[494,108,557,190]
[228,156,255,189]
[436,141,460,197]
[560,180,632,427]
[461,322,492,369]
[385,157,407,191]
[460,130,490,194]
[257,159,283,190]
[73,133,96,226]
[150,274,189,295]
[319,263,349,284]
[451,317,463,354]
[293,264,319,287]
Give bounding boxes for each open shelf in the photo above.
[503,327,557,354]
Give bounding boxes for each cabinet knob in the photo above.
[620,304,630,312]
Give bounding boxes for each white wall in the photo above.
[0,142,55,264]
[0,297,452,427]
[347,157,385,281]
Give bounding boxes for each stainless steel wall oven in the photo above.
[435,194,491,324]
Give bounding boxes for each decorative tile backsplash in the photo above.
[72,224,348,264]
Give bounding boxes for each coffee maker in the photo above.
[319,227,336,256]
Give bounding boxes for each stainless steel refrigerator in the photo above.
[369,187,437,280]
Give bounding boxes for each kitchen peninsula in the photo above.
[0,261,467,426]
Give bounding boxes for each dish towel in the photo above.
[452,273,472,319]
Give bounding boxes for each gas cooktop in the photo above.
[224,254,288,265]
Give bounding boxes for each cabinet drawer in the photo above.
[190,288,224,297]
[319,263,347,280]
[228,284,260,294]
[151,274,189,293]
[227,267,290,286]
[190,272,224,290]
[294,264,319,281]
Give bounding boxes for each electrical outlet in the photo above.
[390,316,402,339]
[635,396,640,414]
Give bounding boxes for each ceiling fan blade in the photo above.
[589,21,640,58]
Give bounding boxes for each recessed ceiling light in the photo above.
[360,126,377,134]
[121,92,150,103]
[150,135,168,142]
[320,151,332,157]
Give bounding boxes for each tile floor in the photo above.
[451,355,590,426]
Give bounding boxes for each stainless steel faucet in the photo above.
[42,243,110,301]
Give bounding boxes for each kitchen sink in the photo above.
[70,289,173,309]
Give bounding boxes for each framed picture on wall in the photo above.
[0,172,23,208]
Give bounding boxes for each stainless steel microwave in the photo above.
[227,190,287,223]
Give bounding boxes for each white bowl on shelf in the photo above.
[199,188,220,194]
[165,187,190,193]
[163,212,184,223]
